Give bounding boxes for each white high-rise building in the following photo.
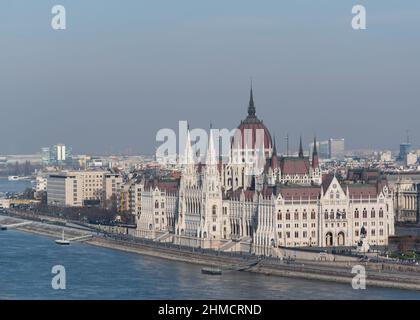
[329,138,345,160]
[406,153,418,167]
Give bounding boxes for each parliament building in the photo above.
[135,87,395,255]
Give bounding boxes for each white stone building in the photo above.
[134,88,394,255]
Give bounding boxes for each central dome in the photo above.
[231,87,273,151]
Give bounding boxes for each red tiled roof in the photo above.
[277,186,321,200]
[322,174,335,192]
[145,179,180,194]
[347,185,379,198]
[280,157,310,175]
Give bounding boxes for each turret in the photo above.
[298,136,304,158]
[248,80,256,117]
[312,136,319,169]
[271,136,279,169]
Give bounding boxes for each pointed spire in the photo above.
[272,135,277,156]
[206,128,217,166]
[271,134,279,169]
[183,129,194,166]
[248,79,256,117]
[312,136,319,169]
[298,136,303,158]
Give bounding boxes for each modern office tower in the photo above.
[49,143,73,165]
[398,143,412,162]
[309,140,330,159]
[328,138,345,160]
[398,131,412,163]
[41,147,50,165]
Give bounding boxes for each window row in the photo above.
[277,210,316,220]
[354,208,384,219]
[355,229,384,236]
[278,231,316,239]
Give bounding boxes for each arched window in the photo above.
[324,210,328,219]
[311,210,316,220]
[371,209,375,218]
[155,200,159,209]
[294,211,299,220]
[212,205,217,215]
[277,210,282,220]
[303,211,307,220]
[362,208,367,218]
[354,209,359,219]
[379,208,384,218]
[337,232,345,246]
[286,210,290,220]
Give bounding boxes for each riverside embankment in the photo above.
[2,214,420,291]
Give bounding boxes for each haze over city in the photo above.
[1,0,419,155]
[3,0,420,308]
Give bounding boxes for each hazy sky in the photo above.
[0,1,419,155]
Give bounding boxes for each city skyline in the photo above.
[2,1,420,305]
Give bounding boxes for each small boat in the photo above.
[55,230,70,245]
[201,267,222,275]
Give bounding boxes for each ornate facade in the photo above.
[135,88,395,255]
[393,178,420,223]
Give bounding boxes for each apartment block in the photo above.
[47,170,122,207]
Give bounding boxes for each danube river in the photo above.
[1,230,420,300]
[1,179,420,300]
[0,178,32,195]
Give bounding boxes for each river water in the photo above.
[0,230,420,300]
[0,178,33,196]
[1,179,420,300]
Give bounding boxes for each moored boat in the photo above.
[201,267,222,275]
[55,230,70,245]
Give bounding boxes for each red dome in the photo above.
[231,86,273,150]
[232,119,272,150]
